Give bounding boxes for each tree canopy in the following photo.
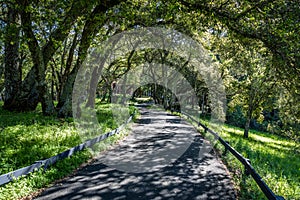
[1,0,299,139]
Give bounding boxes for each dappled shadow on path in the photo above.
[35,107,236,200]
[35,138,235,199]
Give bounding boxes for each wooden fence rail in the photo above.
[182,111,285,200]
[0,112,135,186]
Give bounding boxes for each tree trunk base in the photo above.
[3,90,39,112]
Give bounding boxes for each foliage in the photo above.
[0,0,299,198]
[203,26,298,140]
[226,105,246,128]
[1,0,298,136]
[275,87,300,141]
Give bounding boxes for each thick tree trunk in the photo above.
[39,83,55,115]
[57,70,77,117]
[19,0,54,115]
[4,0,93,115]
[57,0,133,117]
[11,69,39,111]
[4,0,54,114]
[57,4,107,117]
[86,67,105,108]
[33,53,55,115]
[3,6,22,110]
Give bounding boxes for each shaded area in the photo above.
[35,105,236,200]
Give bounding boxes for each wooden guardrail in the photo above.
[0,112,135,186]
[182,112,285,200]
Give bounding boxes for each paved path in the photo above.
[35,105,236,200]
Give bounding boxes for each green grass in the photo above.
[133,97,153,103]
[1,102,298,199]
[218,124,300,200]
[0,101,137,200]
[181,114,300,200]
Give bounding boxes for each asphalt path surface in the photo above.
[35,105,236,200]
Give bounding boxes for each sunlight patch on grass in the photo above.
[179,114,299,199]
[0,102,137,200]
[218,126,299,199]
[222,125,296,149]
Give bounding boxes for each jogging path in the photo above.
[35,105,236,200]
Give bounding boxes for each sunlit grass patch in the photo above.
[0,101,137,200]
[179,114,299,199]
[0,112,80,175]
[133,97,153,103]
[216,124,299,199]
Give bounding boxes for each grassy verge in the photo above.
[133,97,153,104]
[217,124,299,200]
[0,101,137,200]
[180,114,299,200]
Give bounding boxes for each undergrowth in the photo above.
[0,101,137,200]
